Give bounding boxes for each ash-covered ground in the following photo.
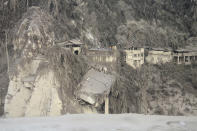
[0,0,197,116]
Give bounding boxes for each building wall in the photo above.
[173,52,197,65]
[146,50,173,64]
[124,48,144,69]
[86,49,117,70]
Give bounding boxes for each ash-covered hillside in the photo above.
[0,0,197,116]
[1,0,197,47]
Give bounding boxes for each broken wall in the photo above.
[86,49,117,71]
[146,50,173,64]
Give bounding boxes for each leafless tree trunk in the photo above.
[54,0,59,16]
[5,30,9,73]
[13,0,16,12]
[27,0,29,9]
[9,0,17,12]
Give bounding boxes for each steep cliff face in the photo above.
[4,7,59,117]
[4,58,63,117]
[4,7,91,117]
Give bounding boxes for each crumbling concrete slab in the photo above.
[75,69,115,106]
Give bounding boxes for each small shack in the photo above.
[75,69,116,114]
[123,46,145,69]
[56,39,84,55]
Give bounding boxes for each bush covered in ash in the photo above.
[110,63,197,116]
[2,0,197,46]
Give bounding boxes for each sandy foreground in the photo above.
[0,114,197,131]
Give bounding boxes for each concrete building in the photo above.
[56,39,84,55]
[173,49,197,65]
[145,46,197,65]
[124,47,145,69]
[86,48,117,71]
[146,48,173,64]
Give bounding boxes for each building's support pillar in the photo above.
[186,56,190,64]
[178,56,180,64]
[189,56,191,63]
[105,96,109,114]
[184,56,185,63]
[185,56,187,64]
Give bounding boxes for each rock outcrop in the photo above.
[4,57,63,117]
[4,7,90,117]
[4,7,59,117]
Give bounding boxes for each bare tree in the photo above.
[5,30,9,73]
[10,0,17,12]
[27,0,29,9]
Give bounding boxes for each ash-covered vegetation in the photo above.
[0,0,197,116]
[110,63,197,115]
[1,0,197,47]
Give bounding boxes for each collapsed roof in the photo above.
[75,69,115,107]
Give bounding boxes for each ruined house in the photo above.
[86,48,117,71]
[56,39,84,55]
[75,69,116,114]
[123,47,145,69]
[144,46,197,65]
[173,49,197,65]
[146,48,173,64]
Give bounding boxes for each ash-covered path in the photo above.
[0,114,197,131]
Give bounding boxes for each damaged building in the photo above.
[86,48,117,71]
[146,48,173,64]
[122,45,197,67]
[145,47,197,65]
[123,46,145,69]
[56,39,84,55]
[75,69,116,114]
[173,49,197,65]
